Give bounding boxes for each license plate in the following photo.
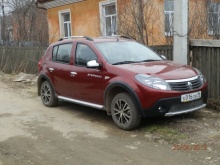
[181,91,201,102]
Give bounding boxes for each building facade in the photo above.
[37,0,220,45]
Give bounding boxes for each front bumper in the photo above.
[142,90,208,117]
[165,103,206,116]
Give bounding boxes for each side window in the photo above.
[52,43,72,64]
[75,44,98,67]
[52,46,58,61]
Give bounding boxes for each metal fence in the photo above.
[0,47,45,74]
[190,39,220,98]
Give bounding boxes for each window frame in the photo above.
[58,9,72,38]
[75,43,98,67]
[99,0,117,36]
[52,43,73,64]
[164,0,174,37]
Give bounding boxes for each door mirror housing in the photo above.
[87,60,100,68]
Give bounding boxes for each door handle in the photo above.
[49,68,54,72]
[70,72,77,76]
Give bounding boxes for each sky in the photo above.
[0,0,13,15]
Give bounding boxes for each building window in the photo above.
[208,2,220,35]
[99,0,117,36]
[164,0,174,36]
[59,10,72,38]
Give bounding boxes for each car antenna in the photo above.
[116,35,119,42]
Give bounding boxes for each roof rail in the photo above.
[58,36,94,41]
[99,35,132,39]
[98,35,133,41]
[113,35,133,41]
[120,36,133,40]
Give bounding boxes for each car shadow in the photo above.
[57,100,113,125]
[56,100,204,131]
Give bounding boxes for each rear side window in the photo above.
[75,44,97,67]
[52,43,72,64]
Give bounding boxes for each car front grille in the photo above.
[167,76,202,91]
[169,99,204,113]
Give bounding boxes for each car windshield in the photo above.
[95,41,162,65]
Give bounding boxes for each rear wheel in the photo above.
[40,81,58,107]
[111,93,141,130]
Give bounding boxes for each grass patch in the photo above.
[144,124,187,143]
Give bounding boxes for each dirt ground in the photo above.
[0,73,220,165]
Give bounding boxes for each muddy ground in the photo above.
[0,73,220,165]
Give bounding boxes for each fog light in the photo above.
[158,106,166,113]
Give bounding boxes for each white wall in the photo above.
[173,0,189,65]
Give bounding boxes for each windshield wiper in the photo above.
[138,59,161,63]
[112,61,137,65]
[112,59,161,65]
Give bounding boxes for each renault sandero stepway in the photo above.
[37,36,208,130]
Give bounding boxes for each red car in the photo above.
[37,36,208,130]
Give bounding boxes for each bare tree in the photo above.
[116,0,167,45]
[1,0,6,44]
[97,0,220,46]
[188,0,220,40]
[1,0,49,46]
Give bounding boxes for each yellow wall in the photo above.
[47,0,101,43]
[46,0,215,45]
[47,0,166,45]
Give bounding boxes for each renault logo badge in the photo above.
[187,82,193,89]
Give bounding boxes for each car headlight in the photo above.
[194,68,206,84]
[135,74,171,90]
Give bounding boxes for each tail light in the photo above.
[38,57,43,72]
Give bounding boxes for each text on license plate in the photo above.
[181,91,201,102]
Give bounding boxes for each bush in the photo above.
[207,98,220,112]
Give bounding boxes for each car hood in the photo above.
[116,61,198,80]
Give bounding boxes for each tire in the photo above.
[111,93,141,130]
[40,81,58,107]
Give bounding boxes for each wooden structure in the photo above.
[190,39,220,98]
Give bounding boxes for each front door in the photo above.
[70,43,105,105]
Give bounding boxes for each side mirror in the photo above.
[160,55,167,60]
[87,60,100,68]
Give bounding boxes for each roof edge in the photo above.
[36,0,84,9]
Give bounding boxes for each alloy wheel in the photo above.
[113,99,131,125]
[41,83,51,105]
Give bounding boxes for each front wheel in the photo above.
[111,93,141,130]
[40,81,58,107]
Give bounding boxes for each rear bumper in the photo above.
[142,90,208,117]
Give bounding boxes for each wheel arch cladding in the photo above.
[104,82,144,117]
[37,75,56,96]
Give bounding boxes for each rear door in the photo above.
[47,43,73,97]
